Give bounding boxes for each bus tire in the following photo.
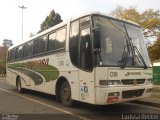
[16,77,24,93]
[60,81,74,107]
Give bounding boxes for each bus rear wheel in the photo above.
[16,77,24,93]
[60,81,73,107]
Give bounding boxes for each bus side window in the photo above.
[48,27,66,52]
[48,32,56,51]
[55,28,66,50]
[28,41,33,57]
[10,49,16,60]
[69,20,79,67]
[23,41,33,58]
[39,36,46,53]
[33,39,39,55]
[33,35,46,55]
[17,45,23,59]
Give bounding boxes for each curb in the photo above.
[131,100,160,108]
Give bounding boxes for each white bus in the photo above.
[7,12,153,106]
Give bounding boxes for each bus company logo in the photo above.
[27,58,49,68]
[125,72,141,77]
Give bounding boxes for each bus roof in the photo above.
[70,11,140,27]
[9,12,140,50]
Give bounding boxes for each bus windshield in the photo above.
[93,16,152,68]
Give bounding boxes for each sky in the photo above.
[0,0,160,46]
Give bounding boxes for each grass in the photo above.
[152,87,160,93]
[150,86,160,99]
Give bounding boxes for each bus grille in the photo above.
[121,79,145,85]
[122,89,145,99]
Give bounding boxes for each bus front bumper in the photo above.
[95,84,153,105]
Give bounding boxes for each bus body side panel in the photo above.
[6,67,18,86]
[35,51,80,100]
[7,51,81,102]
[7,60,32,87]
[78,69,95,104]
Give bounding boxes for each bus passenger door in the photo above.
[79,27,95,104]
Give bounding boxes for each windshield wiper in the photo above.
[119,36,131,68]
[119,37,147,69]
[128,36,147,69]
[133,45,147,69]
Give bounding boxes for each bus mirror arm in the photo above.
[92,27,101,51]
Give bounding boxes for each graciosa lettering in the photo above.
[27,58,49,68]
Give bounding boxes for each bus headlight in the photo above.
[108,80,121,86]
[146,79,152,84]
[99,80,121,86]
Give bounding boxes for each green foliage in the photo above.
[38,10,63,33]
[148,36,160,61]
[141,9,160,38]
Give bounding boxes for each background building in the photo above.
[3,39,13,48]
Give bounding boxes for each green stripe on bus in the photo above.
[8,63,59,85]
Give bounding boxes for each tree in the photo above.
[111,6,160,62]
[111,6,160,39]
[148,36,160,62]
[38,10,63,33]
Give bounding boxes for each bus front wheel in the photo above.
[60,81,73,107]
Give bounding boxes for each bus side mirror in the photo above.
[92,27,100,50]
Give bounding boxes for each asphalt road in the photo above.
[0,79,160,120]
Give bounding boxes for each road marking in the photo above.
[0,87,90,120]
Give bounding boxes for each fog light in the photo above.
[146,79,152,84]
[146,88,152,93]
